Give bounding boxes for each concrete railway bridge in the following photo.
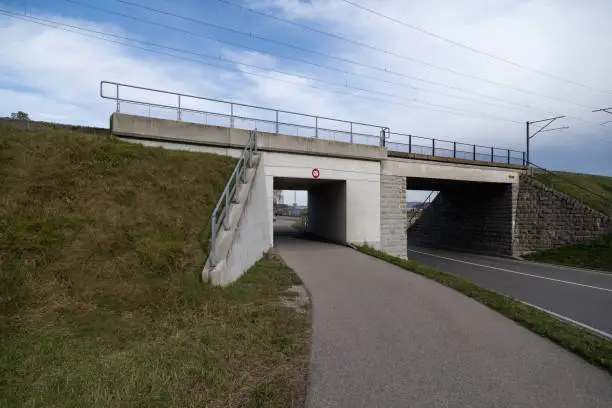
[103,81,610,285]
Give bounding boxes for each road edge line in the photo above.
[406,247,612,293]
[355,245,612,374]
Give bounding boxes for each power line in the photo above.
[339,0,612,95]
[54,0,555,116]
[3,11,607,147]
[549,129,612,145]
[213,0,600,109]
[0,9,523,125]
[39,9,524,124]
[79,0,596,111]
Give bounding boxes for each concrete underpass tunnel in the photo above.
[406,177,515,256]
[274,177,347,244]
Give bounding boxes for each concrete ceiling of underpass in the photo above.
[274,177,344,190]
[405,177,511,191]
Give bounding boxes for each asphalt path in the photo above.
[407,245,612,338]
[274,223,612,408]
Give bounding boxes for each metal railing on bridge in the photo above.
[101,81,526,166]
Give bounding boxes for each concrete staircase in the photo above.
[202,131,272,285]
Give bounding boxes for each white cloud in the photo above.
[0,1,611,174]
[0,14,238,126]
[247,0,612,149]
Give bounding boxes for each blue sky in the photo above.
[1,0,611,205]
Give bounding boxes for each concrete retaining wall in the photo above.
[513,174,611,255]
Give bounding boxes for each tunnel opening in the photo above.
[406,177,514,256]
[406,189,439,230]
[273,177,347,245]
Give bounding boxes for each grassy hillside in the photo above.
[526,235,612,273]
[530,170,612,272]
[0,125,310,407]
[534,171,612,216]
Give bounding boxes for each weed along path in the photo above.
[275,233,612,408]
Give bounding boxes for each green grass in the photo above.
[535,171,612,216]
[0,125,310,407]
[358,245,612,374]
[525,235,612,272]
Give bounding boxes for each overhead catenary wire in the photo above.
[0,9,610,147]
[50,0,553,116]
[212,0,604,106]
[339,0,612,96]
[0,9,525,126]
[70,0,597,111]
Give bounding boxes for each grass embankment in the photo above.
[531,171,612,271]
[525,235,612,273]
[534,171,612,215]
[358,245,612,374]
[0,126,310,407]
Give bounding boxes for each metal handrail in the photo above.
[101,80,526,165]
[209,129,258,267]
[388,131,525,165]
[407,191,436,231]
[101,80,387,143]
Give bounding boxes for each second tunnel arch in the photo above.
[405,177,516,256]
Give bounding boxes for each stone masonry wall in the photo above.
[380,175,407,259]
[409,183,514,256]
[513,174,611,255]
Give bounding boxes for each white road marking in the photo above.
[524,261,612,277]
[406,248,612,293]
[520,301,612,341]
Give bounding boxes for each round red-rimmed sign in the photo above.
[312,168,320,179]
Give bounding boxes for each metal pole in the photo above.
[177,95,182,121]
[525,116,566,166]
[526,121,530,166]
[275,111,279,134]
[408,135,412,153]
[350,122,353,143]
[315,117,318,138]
[432,138,435,156]
[507,149,510,164]
[523,152,526,166]
[223,189,230,230]
[490,147,494,163]
[453,142,456,159]
[210,214,216,267]
[230,103,234,128]
[116,84,120,113]
[473,144,476,160]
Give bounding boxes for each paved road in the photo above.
[407,245,612,337]
[275,227,612,408]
